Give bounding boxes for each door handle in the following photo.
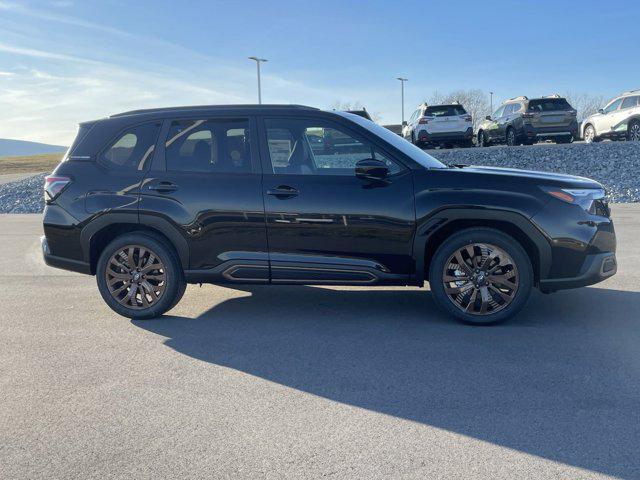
[148,181,179,193]
[267,185,299,197]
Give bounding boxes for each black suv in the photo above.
[42,105,616,324]
[478,95,579,147]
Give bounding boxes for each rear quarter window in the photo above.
[100,123,161,171]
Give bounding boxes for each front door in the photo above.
[140,116,269,282]
[259,116,416,284]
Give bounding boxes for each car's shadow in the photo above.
[133,285,640,478]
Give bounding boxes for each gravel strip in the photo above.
[428,141,640,203]
[1,141,638,213]
[0,173,46,213]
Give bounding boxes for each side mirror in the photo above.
[598,108,604,114]
[402,121,408,126]
[355,159,389,181]
[485,115,492,121]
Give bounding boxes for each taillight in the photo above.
[568,110,577,116]
[462,115,472,122]
[44,175,71,202]
[522,112,535,119]
[418,117,430,124]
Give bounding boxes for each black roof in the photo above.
[110,104,318,118]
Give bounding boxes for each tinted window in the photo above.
[165,119,251,173]
[528,98,572,112]
[265,118,402,176]
[101,123,160,170]
[425,105,467,116]
[603,98,623,114]
[621,96,639,109]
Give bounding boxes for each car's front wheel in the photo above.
[584,124,597,143]
[428,228,533,325]
[506,128,517,146]
[477,131,487,147]
[96,233,186,319]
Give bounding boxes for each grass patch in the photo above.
[0,153,64,174]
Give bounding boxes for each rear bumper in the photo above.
[41,236,92,274]
[523,122,579,138]
[539,252,616,292]
[417,127,473,143]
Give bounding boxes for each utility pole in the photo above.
[397,77,408,125]
[248,57,268,104]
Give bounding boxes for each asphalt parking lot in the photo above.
[1,206,639,479]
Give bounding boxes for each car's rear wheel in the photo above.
[506,128,517,146]
[429,228,533,325]
[628,120,640,141]
[584,124,597,143]
[96,233,186,319]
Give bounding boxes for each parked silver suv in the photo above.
[402,102,473,149]
[582,90,640,143]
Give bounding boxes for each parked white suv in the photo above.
[402,102,473,148]
[582,90,640,143]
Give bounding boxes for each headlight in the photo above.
[541,187,608,215]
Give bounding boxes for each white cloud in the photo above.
[0,70,15,77]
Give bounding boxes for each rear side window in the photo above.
[101,123,160,170]
[165,118,251,173]
[528,99,572,112]
[621,96,639,109]
[425,105,467,116]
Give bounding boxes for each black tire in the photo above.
[506,128,517,146]
[477,130,488,147]
[96,232,186,319]
[428,228,533,325]
[460,140,474,148]
[628,120,640,142]
[583,124,598,143]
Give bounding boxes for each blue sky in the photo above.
[1,0,639,144]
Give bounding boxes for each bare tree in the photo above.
[329,101,382,122]
[564,92,608,121]
[425,89,491,133]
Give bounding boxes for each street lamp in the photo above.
[248,56,268,104]
[490,91,494,113]
[397,77,408,126]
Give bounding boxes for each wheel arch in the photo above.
[81,213,189,274]
[413,209,551,286]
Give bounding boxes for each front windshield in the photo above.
[333,111,446,169]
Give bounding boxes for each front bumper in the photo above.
[539,252,617,292]
[417,127,473,143]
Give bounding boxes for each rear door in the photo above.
[613,95,640,133]
[140,116,269,281]
[259,115,416,283]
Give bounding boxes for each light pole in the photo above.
[397,77,408,125]
[489,91,494,114]
[248,56,267,104]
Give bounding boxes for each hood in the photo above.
[449,165,602,189]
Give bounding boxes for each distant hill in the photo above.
[0,138,67,157]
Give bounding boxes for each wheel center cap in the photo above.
[132,272,141,282]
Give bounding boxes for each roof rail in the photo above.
[110,104,318,118]
[542,94,561,98]
[507,95,528,102]
[622,89,640,95]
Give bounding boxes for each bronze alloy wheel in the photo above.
[442,243,519,316]
[105,244,166,309]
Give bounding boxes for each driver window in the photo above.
[493,106,505,118]
[264,119,402,176]
[603,98,622,114]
